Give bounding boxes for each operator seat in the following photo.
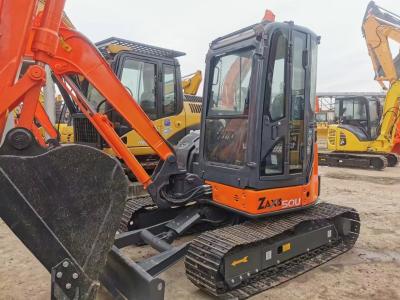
[140,91,156,119]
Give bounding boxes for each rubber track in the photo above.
[119,196,155,232]
[318,152,388,170]
[185,202,360,299]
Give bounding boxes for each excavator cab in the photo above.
[197,21,320,214]
[70,38,202,170]
[334,96,381,141]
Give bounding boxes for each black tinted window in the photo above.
[163,65,177,116]
[209,48,254,116]
[266,31,287,121]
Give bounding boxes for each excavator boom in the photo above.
[363,1,400,154]
[182,70,202,95]
[0,0,203,298]
[363,1,400,87]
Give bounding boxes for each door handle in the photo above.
[271,121,282,140]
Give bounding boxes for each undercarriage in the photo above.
[319,151,399,170]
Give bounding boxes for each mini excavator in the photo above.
[0,1,360,299]
[319,1,400,170]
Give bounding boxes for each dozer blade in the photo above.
[0,131,128,299]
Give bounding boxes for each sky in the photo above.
[64,0,400,94]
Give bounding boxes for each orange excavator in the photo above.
[0,1,360,299]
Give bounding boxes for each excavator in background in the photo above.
[58,61,202,145]
[319,1,400,170]
[0,1,360,299]
[68,37,202,172]
[315,95,335,149]
[315,92,385,150]
[39,2,204,151]
[182,70,203,96]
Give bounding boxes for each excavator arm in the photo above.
[0,0,206,298]
[181,70,202,95]
[362,1,400,153]
[0,4,362,300]
[362,1,400,88]
[0,0,206,207]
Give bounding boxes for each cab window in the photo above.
[204,48,254,166]
[163,65,177,116]
[289,31,307,174]
[208,48,254,116]
[266,31,287,121]
[336,99,367,121]
[121,59,157,119]
[369,100,379,123]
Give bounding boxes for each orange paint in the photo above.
[208,147,320,216]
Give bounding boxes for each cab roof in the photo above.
[96,37,186,59]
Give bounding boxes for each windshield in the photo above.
[369,100,379,123]
[85,58,157,119]
[121,59,156,119]
[335,98,367,121]
[208,48,254,116]
[205,47,254,166]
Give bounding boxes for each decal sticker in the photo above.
[231,256,249,267]
[282,243,291,253]
[258,197,282,210]
[164,119,171,126]
[258,197,301,210]
[163,128,171,135]
[281,198,301,209]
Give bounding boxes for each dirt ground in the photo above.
[1,165,400,300]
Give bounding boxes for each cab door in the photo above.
[260,28,312,187]
[113,53,162,154]
[158,63,187,144]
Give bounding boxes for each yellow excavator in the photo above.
[59,66,202,145]
[68,38,202,172]
[319,1,400,170]
[38,2,204,154]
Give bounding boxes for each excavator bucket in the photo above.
[0,129,128,299]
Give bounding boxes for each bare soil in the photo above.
[1,165,399,300]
